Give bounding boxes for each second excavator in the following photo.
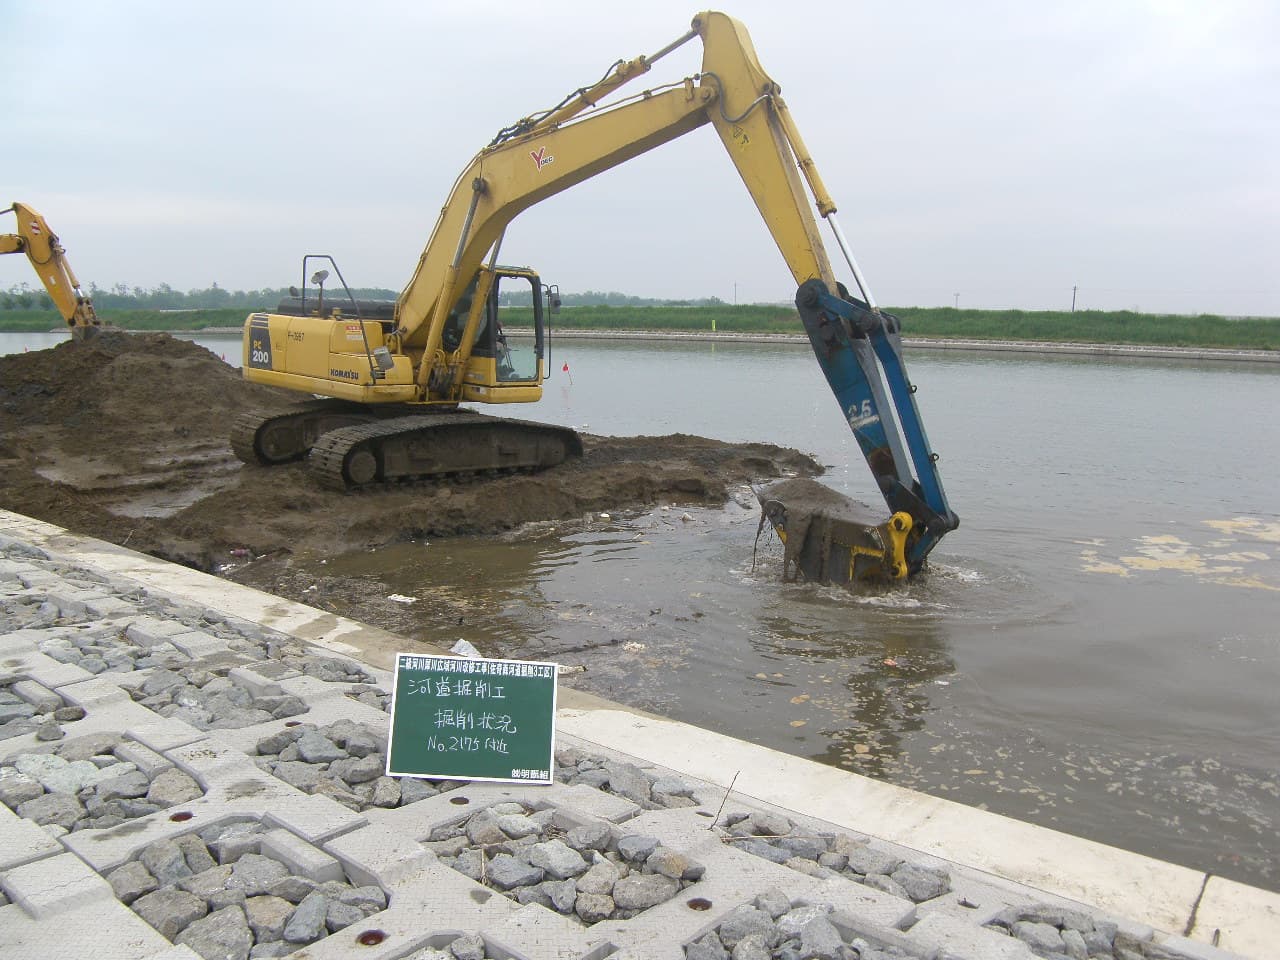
[1,202,103,339]
[234,10,958,582]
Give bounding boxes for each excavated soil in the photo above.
[0,332,820,573]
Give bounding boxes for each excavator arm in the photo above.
[393,11,956,575]
[1,203,102,338]
[396,13,838,362]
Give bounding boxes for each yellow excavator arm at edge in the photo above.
[1,202,103,338]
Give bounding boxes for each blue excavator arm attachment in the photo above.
[762,278,958,578]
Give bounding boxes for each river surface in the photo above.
[8,330,1279,890]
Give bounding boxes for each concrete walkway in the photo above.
[0,509,1274,960]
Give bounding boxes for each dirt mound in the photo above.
[0,331,292,454]
[0,333,819,571]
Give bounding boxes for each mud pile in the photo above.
[0,333,819,570]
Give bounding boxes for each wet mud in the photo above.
[0,331,821,572]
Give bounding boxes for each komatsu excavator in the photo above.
[1,203,103,339]
[235,10,958,582]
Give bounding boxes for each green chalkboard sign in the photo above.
[386,654,558,784]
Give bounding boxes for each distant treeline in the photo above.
[0,281,724,312]
[0,282,401,312]
[2,303,1276,350]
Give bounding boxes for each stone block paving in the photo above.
[0,533,1253,960]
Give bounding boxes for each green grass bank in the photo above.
[3,305,1277,351]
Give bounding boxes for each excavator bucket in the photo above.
[755,477,913,585]
[774,279,959,585]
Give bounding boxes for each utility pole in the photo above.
[953,292,959,309]
[733,282,738,306]
[1072,285,1078,312]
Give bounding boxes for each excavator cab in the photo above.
[452,266,547,402]
[452,269,545,384]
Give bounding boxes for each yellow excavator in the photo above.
[1,202,103,339]
[236,10,959,581]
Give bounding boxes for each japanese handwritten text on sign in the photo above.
[387,654,557,784]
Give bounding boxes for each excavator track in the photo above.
[309,411,583,491]
[230,399,381,466]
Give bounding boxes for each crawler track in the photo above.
[308,411,582,491]
[231,399,380,466]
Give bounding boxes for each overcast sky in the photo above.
[3,1,1276,315]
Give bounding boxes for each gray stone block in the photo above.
[842,842,903,877]
[799,916,845,960]
[84,596,139,618]
[96,769,151,802]
[324,898,365,932]
[176,834,218,875]
[16,791,84,829]
[133,888,209,938]
[179,864,235,901]
[227,666,282,699]
[718,905,780,949]
[0,701,38,725]
[295,731,345,764]
[125,618,191,648]
[904,913,1036,959]
[244,895,294,942]
[207,822,266,864]
[283,890,329,943]
[0,767,45,806]
[488,854,546,890]
[176,904,253,959]
[225,852,290,896]
[617,833,660,862]
[147,768,203,806]
[107,860,160,905]
[142,838,197,887]
[169,631,228,659]
[10,679,62,713]
[266,875,317,904]
[528,838,588,880]
[612,872,679,910]
[553,781,641,822]
[258,828,344,884]
[109,742,172,783]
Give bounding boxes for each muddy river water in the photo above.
[340,337,1280,892]
[6,331,1279,890]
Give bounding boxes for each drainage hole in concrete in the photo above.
[356,930,387,946]
[449,796,470,805]
[169,811,193,822]
[687,898,713,911]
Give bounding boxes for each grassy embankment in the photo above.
[3,305,1277,350]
